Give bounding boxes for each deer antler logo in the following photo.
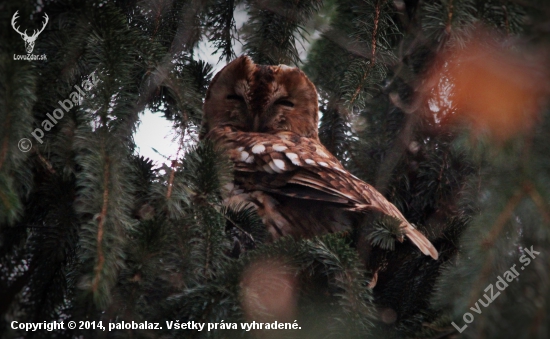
[11,11,49,54]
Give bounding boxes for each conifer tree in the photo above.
[1,0,549,338]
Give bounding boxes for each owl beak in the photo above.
[252,114,261,132]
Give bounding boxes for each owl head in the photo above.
[201,56,319,140]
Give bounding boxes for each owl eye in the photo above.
[275,99,294,108]
[227,94,245,102]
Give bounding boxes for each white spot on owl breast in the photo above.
[285,152,301,166]
[263,163,275,174]
[272,159,286,171]
[272,144,288,152]
[240,151,250,162]
[251,144,266,154]
[267,160,285,173]
[304,159,315,165]
[316,148,330,158]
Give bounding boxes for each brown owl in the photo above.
[201,55,438,262]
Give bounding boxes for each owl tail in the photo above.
[402,222,439,260]
[359,189,439,259]
[359,195,439,259]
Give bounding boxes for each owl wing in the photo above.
[208,126,438,260]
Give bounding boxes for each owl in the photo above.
[201,56,438,265]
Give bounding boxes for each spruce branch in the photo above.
[206,0,237,62]
[367,215,405,251]
[465,180,546,310]
[445,0,455,35]
[36,151,56,175]
[348,0,385,107]
[525,183,550,225]
[0,113,10,172]
[166,160,178,200]
[482,186,526,248]
[421,0,477,48]
[91,159,110,293]
[243,0,322,65]
[342,0,398,109]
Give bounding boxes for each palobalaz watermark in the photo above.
[18,72,99,152]
[11,10,48,60]
[451,245,540,333]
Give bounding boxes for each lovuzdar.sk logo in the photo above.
[11,10,48,61]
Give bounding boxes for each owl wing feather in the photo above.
[208,126,438,260]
